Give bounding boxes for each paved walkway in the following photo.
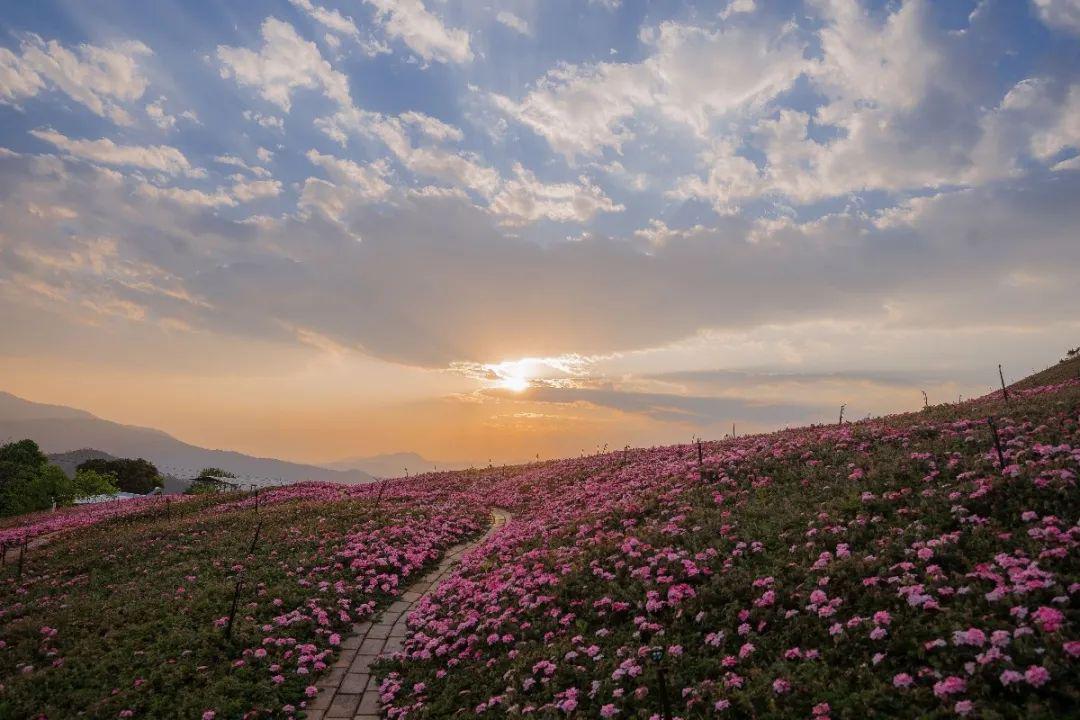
[306,508,510,720]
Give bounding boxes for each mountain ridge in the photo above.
[0,391,374,486]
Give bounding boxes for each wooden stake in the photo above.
[17,537,27,581]
[922,390,929,409]
[248,520,263,555]
[225,575,243,640]
[998,364,1010,403]
[838,404,846,426]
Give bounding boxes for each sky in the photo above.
[1,0,1079,467]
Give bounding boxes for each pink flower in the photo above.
[305,686,319,698]
[600,704,618,717]
[202,712,215,720]
[772,678,791,695]
[1033,606,1064,633]
[893,673,913,689]
[933,676,966,698]
[1024,665,1050,687]
[955,700,973,716]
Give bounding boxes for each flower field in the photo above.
[0,486,486,719]
[1,372,1078,719]
[375,381,1080,719]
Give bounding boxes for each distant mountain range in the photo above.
[0,391,375,486]
[324,451,471,478]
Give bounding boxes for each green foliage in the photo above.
[185,479,223,494]
[77,457,163,494]
[198,467,237,479]
[0,439,75,517]
[72,468,119,499]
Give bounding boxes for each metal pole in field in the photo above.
[649,647,672,720]
[998,364,1010,403]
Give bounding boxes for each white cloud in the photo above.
[214,154,272,178]
[256,146,275,163]
[289,0,361,39]
[217,17,352,112]
[30,128,197,176]
[363,0,473,64]
[1031,0,1080,35]
[318,107,501,196]
[488,163,624,225]
[492,20,807,159]
[495,11,531,36]
[400,111,464,142]
[306,149,392,199]
[243,110,285,130]
[720,0,757,20]
[135,182,236,208]
[229,178,283,203]
[0,35,151,125]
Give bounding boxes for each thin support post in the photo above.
[225,575,244,640]
[999,364,1010,403]
[838,404,846,426]
[248,520,263,555]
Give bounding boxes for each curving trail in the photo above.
[307,508,511,720]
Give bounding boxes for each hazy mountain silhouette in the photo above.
[1,391,374,486]
[324,451,471,478]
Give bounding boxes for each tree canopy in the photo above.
[0,439,75,517]
[76,457,163,494]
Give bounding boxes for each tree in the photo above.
[73,468,119,499]
[76,458,163,494]
[0,439,76,517]
[197,467,237,479]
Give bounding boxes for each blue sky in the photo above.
[1,0,1079,463]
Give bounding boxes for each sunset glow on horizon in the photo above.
[2,0,1078,467]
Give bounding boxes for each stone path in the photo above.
[306,508,510,720]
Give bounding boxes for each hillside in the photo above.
[0,391,375,486]
[325,452,470,478]
[1,361,1077,719]
[1010,354,1080,391]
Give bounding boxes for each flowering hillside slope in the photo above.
[0,487,486,719]
[377,381,1080,719]
[1,374,1077,719]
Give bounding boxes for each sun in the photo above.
[498,374,530,393]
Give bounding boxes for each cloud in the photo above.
[2,141,1079,375]
[217,17,352,112]
[495,11,531,36]
[30,128,197,176]
[229,178,282,203]
[488,163,624,225]
[302,149,392,214]
[673,1,1080,210]
[494,384,820,425]
[1031,0,1080,35]
[289,0,361,40]
[214,154,271,178]
[363,0,472,64]
[243,110,285,130]
[0,35,151,125]
[491,20,807,159]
